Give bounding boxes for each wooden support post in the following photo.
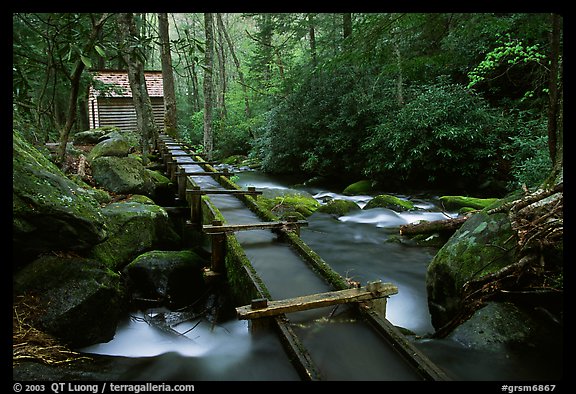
[210,220,226,274]
[248,298,271,333]
[364,281,389,320]
[286,215,300,236]
[188,185,202,226]
[168,161,177,182]
[162,152,170,167]
[177,169,187,201]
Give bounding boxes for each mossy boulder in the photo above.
[438,195,499,212]
[342,180,376,196]
[257,189,320,219]
[363,194,415,212]
[89,195,181,270]
[87,136,131,161]
[73,127,118,145]
[13,255,125,348]
[123,250,207,309]
[13,131,108,264]
[426,206,518,330]
[90,156,171,199]
[446,301,559,351]
[317,199,361,217]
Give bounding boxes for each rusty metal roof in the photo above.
[90,70,164,98]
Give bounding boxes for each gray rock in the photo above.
[13,131,107,263]
[13,255,125,348]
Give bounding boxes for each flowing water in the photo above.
[81,168,562,381]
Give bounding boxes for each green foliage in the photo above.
[13,12,559,196]
[256,66,392,177]
[362,81,514,188]
[503,120,551,190]
[467,33,548,89]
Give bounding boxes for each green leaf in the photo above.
[80,55,92,68]
[94,45,106,58]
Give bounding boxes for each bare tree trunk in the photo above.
[216,13,250,117]
[547,13,561,167]
[215,13,227,119]
[203,13,215,160]
[308,13,317,69]
[56,13,110,165]
[158,12,178,138]
[342,13,352,39]
[117,12,158,165]
[394,42,404,106]
[172,16,201,112]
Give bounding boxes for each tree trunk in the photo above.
[215,14,227,120]
[342,13,352,39]
[158,12,178,138]
[117,12,158,165]
[394,42,404,106]
[547,13,562,168]
[308,13,317,69]
[216,13,250,117]
[203,13,215,160]
[56,13,110,165]
[399,215,469,236]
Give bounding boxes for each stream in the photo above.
[81,169,562,381]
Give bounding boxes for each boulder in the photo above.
[446,301,560,351]
[426,208,518,330]
[13,255,125,348]
[123,250,207,309]
[257,188,320,219]
[90,156,170,197]
[342,180,376,196]
[89,195,181,270]
[73,127,116,145]
[87,137,131,161]
[317,199,361,217]
[13,131,108,264]
[438,195,499,212]
[363,194,415,211]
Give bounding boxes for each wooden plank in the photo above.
[203,220,308,234]
[184,171,233,176]
[186,188,262,196]
[236,281,398,320]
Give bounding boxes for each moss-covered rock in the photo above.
[123,250,207,309]
[438,195,499,211]
[90,156,157,196]
[13,131,108,264]
[363,194,415,211]
[87,137,131,161]
[426,207,518,330]
[13,255,125,348]
[256,189,320,219]
[73,127,116,145]
[89,196,181,270]
[447,301,559,351]
[342,180,376,196]
[317,199,361,216]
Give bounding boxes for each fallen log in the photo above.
[399,215,469,236]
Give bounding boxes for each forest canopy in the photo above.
[12,12,563,195]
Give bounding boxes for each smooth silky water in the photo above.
[81,167,561,381]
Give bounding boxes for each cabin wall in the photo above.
[91,97,164,132]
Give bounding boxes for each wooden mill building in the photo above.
[88,70,165,132]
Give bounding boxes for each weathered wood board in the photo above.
[203,220,308,234]
[236,282,398,319]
